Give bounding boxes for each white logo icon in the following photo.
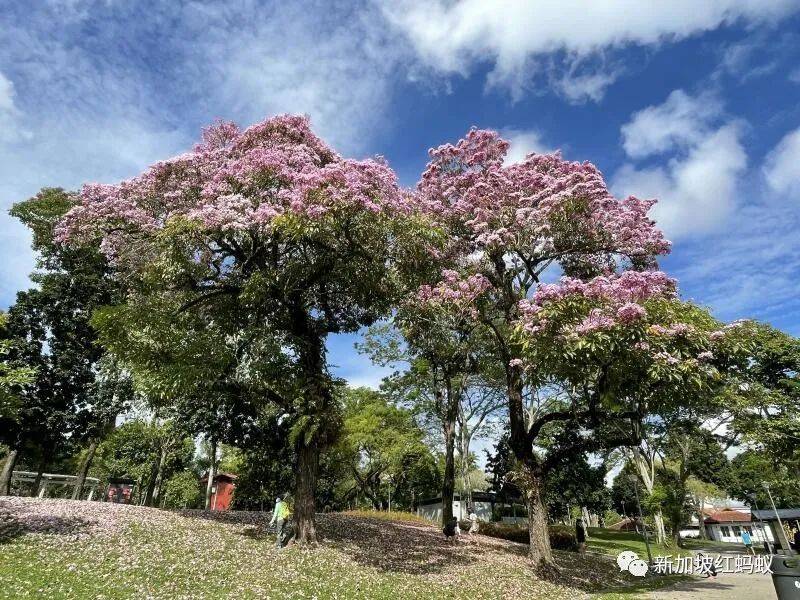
[616,551,649,577]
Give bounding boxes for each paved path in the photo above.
[645,552,776,600]
[645,569,774,599]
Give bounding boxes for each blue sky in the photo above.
[2,0,800,393]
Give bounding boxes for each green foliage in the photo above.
[727,323,800,485]
[610,463,640,518]
[727,449,800,507]
[476,522,578,551]
[0,312,35,419]
[92,419,196,504]
[162,471,202,509]
[2,187,125,467]
[333,387,440,510]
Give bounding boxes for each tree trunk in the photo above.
[505,361,557,570]
[71,440,99,500]
[653,510,667,546]
[294,438,319,545]
[0,448,19,495]
[526,472,554,570]
[459,424,473,509]
[631,447,667,545]
[697,498,707,539]
[204,437,217,510]
[32,456,47,497]
[289,304,337,545]
[150,443,169,507]
[441,376,458,527]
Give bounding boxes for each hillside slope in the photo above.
[1,497,631,599]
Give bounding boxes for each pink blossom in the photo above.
[653,352,680,365]
[616,302,647,323]
[417,128,671,260]
[573,309,616,334]
[416,271,492,308]
[56,115,408,261]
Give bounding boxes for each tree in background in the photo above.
[485,427,521,504]
[610,462,640,520]
[0,188,126,495]
[361,307,503,525]
[92,419,195,506]
[728,324,800,498]
[0,312,35,421]
[686,477,725,540]
[335,387,438,511]
[727,449,800,507]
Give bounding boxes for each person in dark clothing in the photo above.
[443,517,460,543]
[576,518,587,553]
[793,527,800,552]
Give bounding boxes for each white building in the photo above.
[702,509,775,544]
[415,492,501,522]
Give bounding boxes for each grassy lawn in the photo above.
[584,528,693,599]
[587,527,692,559]
[592,574,687,599]
[1,498,661,600]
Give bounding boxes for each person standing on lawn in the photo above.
[443,516,460,543]
[741,530,755,555]
[467,507,479,535]
[270,494,290,549]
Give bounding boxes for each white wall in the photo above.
[417,500,494,522]
[706,522,774,544]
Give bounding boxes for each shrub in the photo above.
[549,524,578,551]
[341,510,433,526]
[477,522,578,550]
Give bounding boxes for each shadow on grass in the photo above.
[0,501,93,543]
[177,509,477,575]
[176,510,670,592]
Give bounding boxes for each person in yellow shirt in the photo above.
[269,494,291,549]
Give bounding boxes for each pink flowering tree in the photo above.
[416,128,670,567]
[517,271,749,545]
[58,115,430,544]
[400,269,492,525]
[360,266,506,527]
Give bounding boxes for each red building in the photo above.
[200,473,237,511]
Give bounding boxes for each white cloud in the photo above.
[381,0,799,99]
[189,2,404,154]
[0,71,31,143]
[673,201,800,327]
[552,69,621,104]
[763,126,800,195]
[614,122,746,239]
[621,90,723,159]
[501,129,551,165]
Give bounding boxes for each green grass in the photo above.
[587,527,692,559]
[340,509,434,526]
[593,574,687,599]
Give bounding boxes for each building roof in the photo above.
[703,509,751,524]
[200,472,238,483]
[608,517,641,531]
[752,508,800,521]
